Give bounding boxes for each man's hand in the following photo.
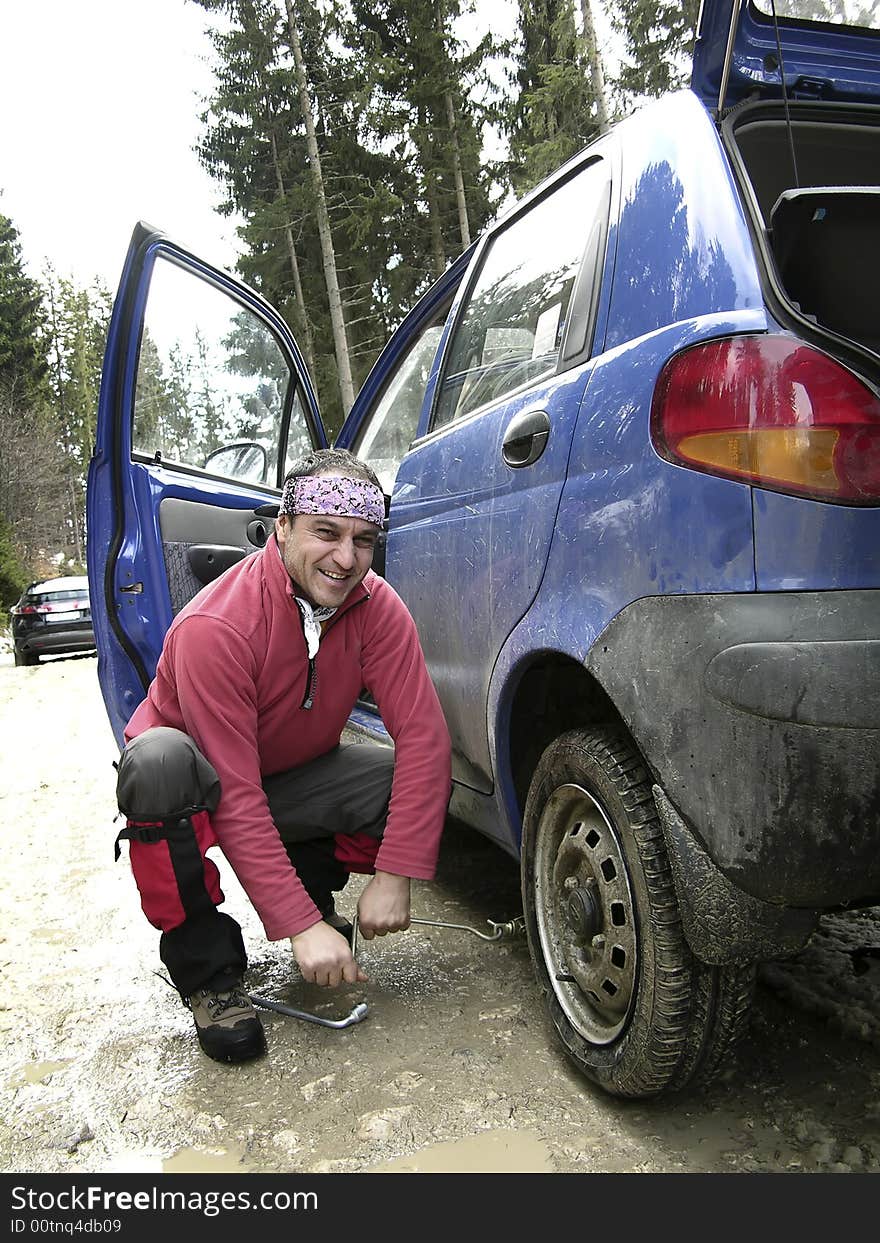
[290,921,367,987]
[357,871,411,940]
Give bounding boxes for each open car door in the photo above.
[87,223,326,746]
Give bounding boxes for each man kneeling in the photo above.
[114,449,451,1062]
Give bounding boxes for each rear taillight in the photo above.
[11,602,80,616]
[651,335,880,503]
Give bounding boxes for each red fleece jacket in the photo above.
[124,538,452,940]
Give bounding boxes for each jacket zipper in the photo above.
[301,655,317,710]
[298,591,370,711]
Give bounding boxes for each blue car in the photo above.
[87,0,880,1098]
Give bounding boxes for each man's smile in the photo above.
[276,507,378,608]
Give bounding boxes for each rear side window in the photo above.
[351,308,449,493]
[30,589,87,604]
[432,159,608,430]
[752,1,880,32]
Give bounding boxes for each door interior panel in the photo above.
[159,497,272,613]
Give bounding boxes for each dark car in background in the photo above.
[10,575,95,666]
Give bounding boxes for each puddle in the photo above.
[369,1129,554,1173]
[7,1059,73,1087]
[162,1145,247,1174]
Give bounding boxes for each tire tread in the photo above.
[521,726,754,1099]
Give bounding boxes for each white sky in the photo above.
[0,0,243,292]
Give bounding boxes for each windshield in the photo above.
[751,0,880,32]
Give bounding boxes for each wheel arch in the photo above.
[500,653,634,831]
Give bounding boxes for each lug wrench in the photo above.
[248,913,524,1029]
[249,994,368,1028]
[350,912,524,957]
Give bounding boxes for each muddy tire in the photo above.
[521,727,754,1099]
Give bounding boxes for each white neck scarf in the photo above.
[295,597,337,658]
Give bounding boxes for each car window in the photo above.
[432,160,608,431]
[30,589,88,604]
[752,0,880,31]
[132,254,307,486]
[350,307,449,494]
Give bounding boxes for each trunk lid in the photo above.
[692,0,880,113]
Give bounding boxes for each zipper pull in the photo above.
[300,655,316,710]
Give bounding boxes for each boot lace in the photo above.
[207,987,249,1016]
[191,985,250,1017]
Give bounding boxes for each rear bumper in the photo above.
[587,590,880,909]
[15,624,95,656]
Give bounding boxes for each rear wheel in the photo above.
[521,727,754,1098]
[13,646,38,667]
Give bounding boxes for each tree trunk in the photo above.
[44,273,82,563]
[282,0,356,415]
[425,170,447,277]
[443,89,472,249]
[580,0,609,132]
[66,468,83,565]
[434,0,470,250]
[417,104,447,277]
[269,130,317,380]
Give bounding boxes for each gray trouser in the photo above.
[115,726,394,995]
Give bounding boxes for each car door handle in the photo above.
[502,408,551,468]
[187,544,247,587]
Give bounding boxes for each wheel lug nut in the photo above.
[563,876,579,891]
[591,934,606,951]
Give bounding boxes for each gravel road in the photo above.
[2,652,880,1175]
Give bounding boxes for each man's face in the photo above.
[275,504,378,608]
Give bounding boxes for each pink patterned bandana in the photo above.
[279,473,385,527]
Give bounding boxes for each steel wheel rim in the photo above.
[533,782,638,1045]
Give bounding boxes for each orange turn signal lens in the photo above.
[651,335,880,503]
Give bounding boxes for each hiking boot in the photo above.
[322,901,354,947]
[186,981,267,1063]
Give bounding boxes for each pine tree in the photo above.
[0,512,27,609]
[346,0,499,277]
[0,371,70,579]
[0,211,70,582]
[194,0,368,431]
[508,0,604,195]
[609,0,701,101]
[281,0,356,414]
[194,0,317,361]
[192,0,498,435]
[0,213,49,404]
[43,267,112,565]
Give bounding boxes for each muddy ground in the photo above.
[1,652,880,1176]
